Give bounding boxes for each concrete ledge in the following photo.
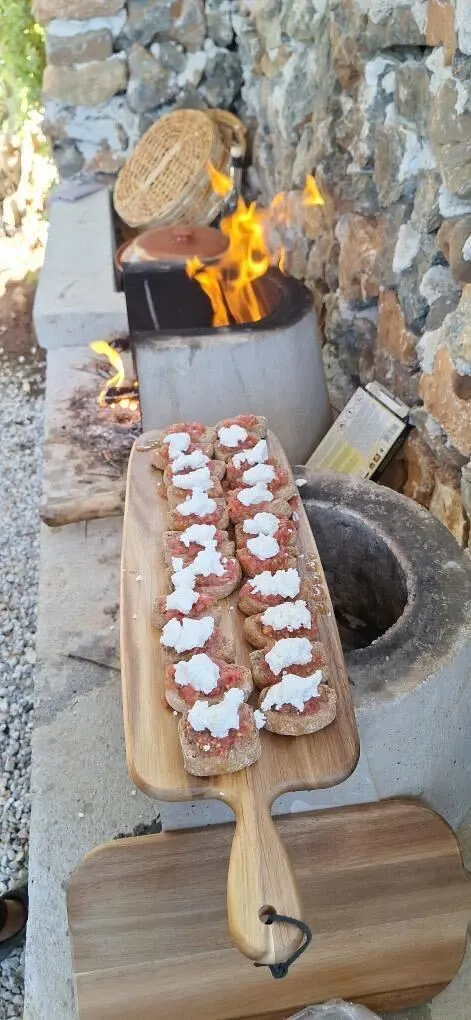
[33,190,128,350]
[24,349,157,1020]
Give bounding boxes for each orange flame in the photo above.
[90,340,125,406]
[187,170,324,326]
[207,161,233,197]
[186,256,230,327]
[302,174,324,207]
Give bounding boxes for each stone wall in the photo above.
[35,0,243,176]
[237,0,471,549]
[36,0,471,547]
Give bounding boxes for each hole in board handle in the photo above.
[259,905,276,925]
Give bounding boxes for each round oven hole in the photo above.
[303,501,409,652]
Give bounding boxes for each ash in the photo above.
[67,387,141,474]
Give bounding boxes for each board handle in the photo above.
[227,784,303,965]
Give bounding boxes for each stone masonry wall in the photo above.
[237,0,471,549]
[36,0,471,547]
[35,0,243,176]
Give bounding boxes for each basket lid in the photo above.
[113,109,224,230]
[119,225,229,266]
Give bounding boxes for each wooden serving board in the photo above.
[68,800,471,1020]
[121,429,359,965]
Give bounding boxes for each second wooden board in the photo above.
[121,428,359,964]
[68,801,471,1020]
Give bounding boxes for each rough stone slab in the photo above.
[126,43,177,113]
[42,53,127,106]
[34,0,125,23]
[426,0,457,63]
[420,346,471,458]
[46,25,113,65]
[119,0,173,47]
[33,190,128,350]
[47,11,127,35]
[457,0,471,56]
[43,94,140,172]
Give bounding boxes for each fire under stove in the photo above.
[122,262,331,464]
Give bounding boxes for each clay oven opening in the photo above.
[303,498,409,651]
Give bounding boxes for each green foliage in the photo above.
[0,0,45,131]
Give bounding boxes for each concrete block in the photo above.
[134,298,331,464]
[33,189,127,350]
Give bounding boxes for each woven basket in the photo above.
[114,109,224,230]
[114,108,247,230]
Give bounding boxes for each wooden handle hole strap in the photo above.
[255,911,313,979]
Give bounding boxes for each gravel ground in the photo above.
[0,345,45,1019]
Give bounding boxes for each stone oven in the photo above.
[35,0,471,548]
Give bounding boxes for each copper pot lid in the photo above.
[119,225,228,267]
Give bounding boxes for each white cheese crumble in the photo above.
[265,637,312,676]
[253,709,266,729]
[218,423,248,447]
[237,483,273,506]
[250,568,301,598]
[176,491,217,517]
[161,615,215,653]
[171,546,225,584]
[246,534,280,561]
[171,558,197,590]
[166,587,199,614]
[243,512,279,536]
[171,449,209,473]
[296,478,307,488]
[261,601,311,632]
[163,432,190,458]
[190,545,225,577]
[232,439,268,469]
[242,463,276,486]
[187,687,244,737]
[261,671,324,712]
[172,466,212,491]
[174,653,220,693]
[180,523,217,548]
